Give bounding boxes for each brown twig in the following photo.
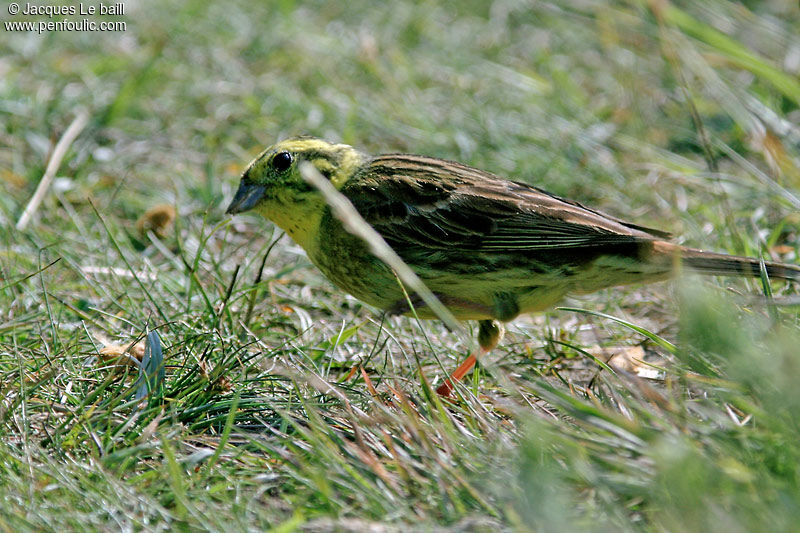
[16,109,90,231]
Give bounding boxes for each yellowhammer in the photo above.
[226,137,799,395]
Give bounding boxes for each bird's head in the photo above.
[225,137,365,216]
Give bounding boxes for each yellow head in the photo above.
[225,137,365,246]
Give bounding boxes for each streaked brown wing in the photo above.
[344,154,668,254]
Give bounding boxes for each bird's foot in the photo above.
[436,320,504,397]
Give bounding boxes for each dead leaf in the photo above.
[98,340,145,369]
[136,204,176,239]
[594,345,664,380]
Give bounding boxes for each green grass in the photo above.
[2,0,800,530]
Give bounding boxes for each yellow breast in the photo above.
[255,193,326,254]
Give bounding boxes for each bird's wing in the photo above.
[343,154,669,254]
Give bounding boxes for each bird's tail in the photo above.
[654,242,800,281]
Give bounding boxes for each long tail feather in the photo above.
[676,245,800,281]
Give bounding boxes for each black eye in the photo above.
[272,152,293,172]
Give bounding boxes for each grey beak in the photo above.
[225,181,267,214]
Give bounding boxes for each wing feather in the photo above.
[343,154,668,256]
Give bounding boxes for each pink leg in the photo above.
[437,320,504,397]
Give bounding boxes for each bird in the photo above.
[226,136,800,396]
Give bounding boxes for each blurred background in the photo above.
[4,0,798,234]
[2,0,800,530]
